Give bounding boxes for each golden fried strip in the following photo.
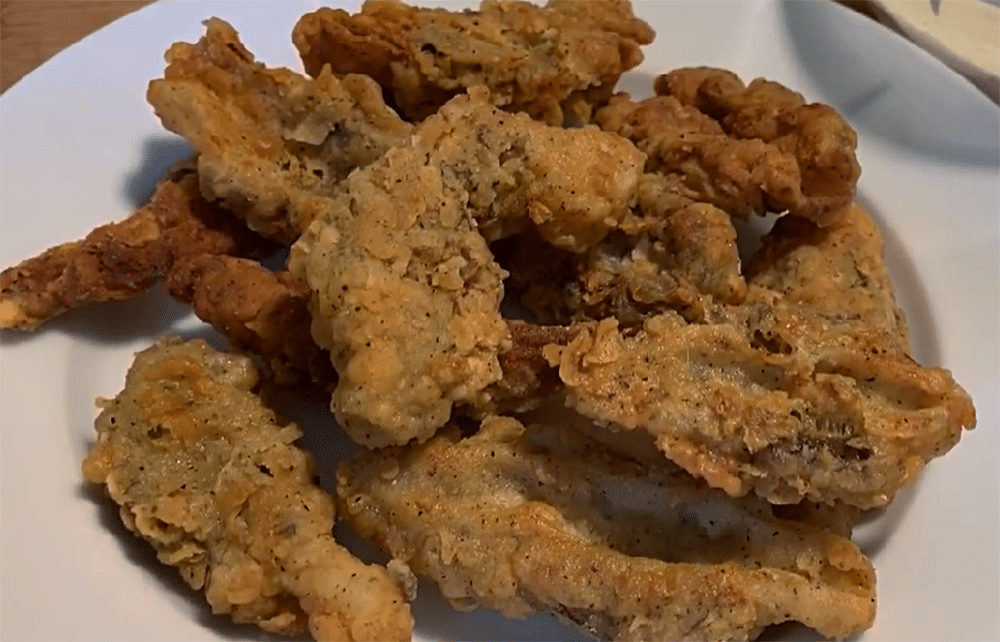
[167,254,337,386]
[293,0,655,125]
[147,19,414,243]
[655,68,861,226]
[0,162,276,330]
[739,207,911,356]
[165,253,574,411]
[546,205,975,508]
[338,415,876,641]
[83,338,414,641]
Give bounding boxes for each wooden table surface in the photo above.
[0,1,154,93]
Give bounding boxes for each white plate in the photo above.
[1,1,997,640]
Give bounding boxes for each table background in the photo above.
[1,1,153,93]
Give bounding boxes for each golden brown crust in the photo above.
[338,416,876,641]
[166,254,337,386]
[655,67,861,226]
[83,338,414,641]
[149,20,645,449]
[0,162,276,330]
[293,5,410,89]
[147,18,414,243]
[165,253,576,413]
[288,88,643,447]
[546,205,975,508]
[597,93,804,221]
[741,204,912,356]
[293,0,655,125]
[504,173,746,326]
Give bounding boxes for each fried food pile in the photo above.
[292,0,655,125]
[0,1,978,641]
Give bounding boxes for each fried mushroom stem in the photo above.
[596,93,803,221]
[0,161,276,330]
[147,19,414,244]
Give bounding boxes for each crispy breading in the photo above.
[486,320,576,413]
[288,120,510,447]
[738,207,910,356]
[338,415,876,641]
[288,88,643,447]
[505,173,746,326]
[596,94,803,220]
[0,161,276,330]
[655,68,860,226]
[545,205,975,507]
[82,338,414,641]
[165,254,575,411]
[293,0,654,125]
[631,174,747,307]
[149,20,644,446]
[147,18,414,243]
[166,254,337,386]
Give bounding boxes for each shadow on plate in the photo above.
[756,621,841,642]
[411,588,580,642]
[616,70,658,100]
[833,193,938,557]
[781,0,1000,167]
[121,136,195,208]
[0,283,192,349]
[262,386,351,492]
[854,476,922,558]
